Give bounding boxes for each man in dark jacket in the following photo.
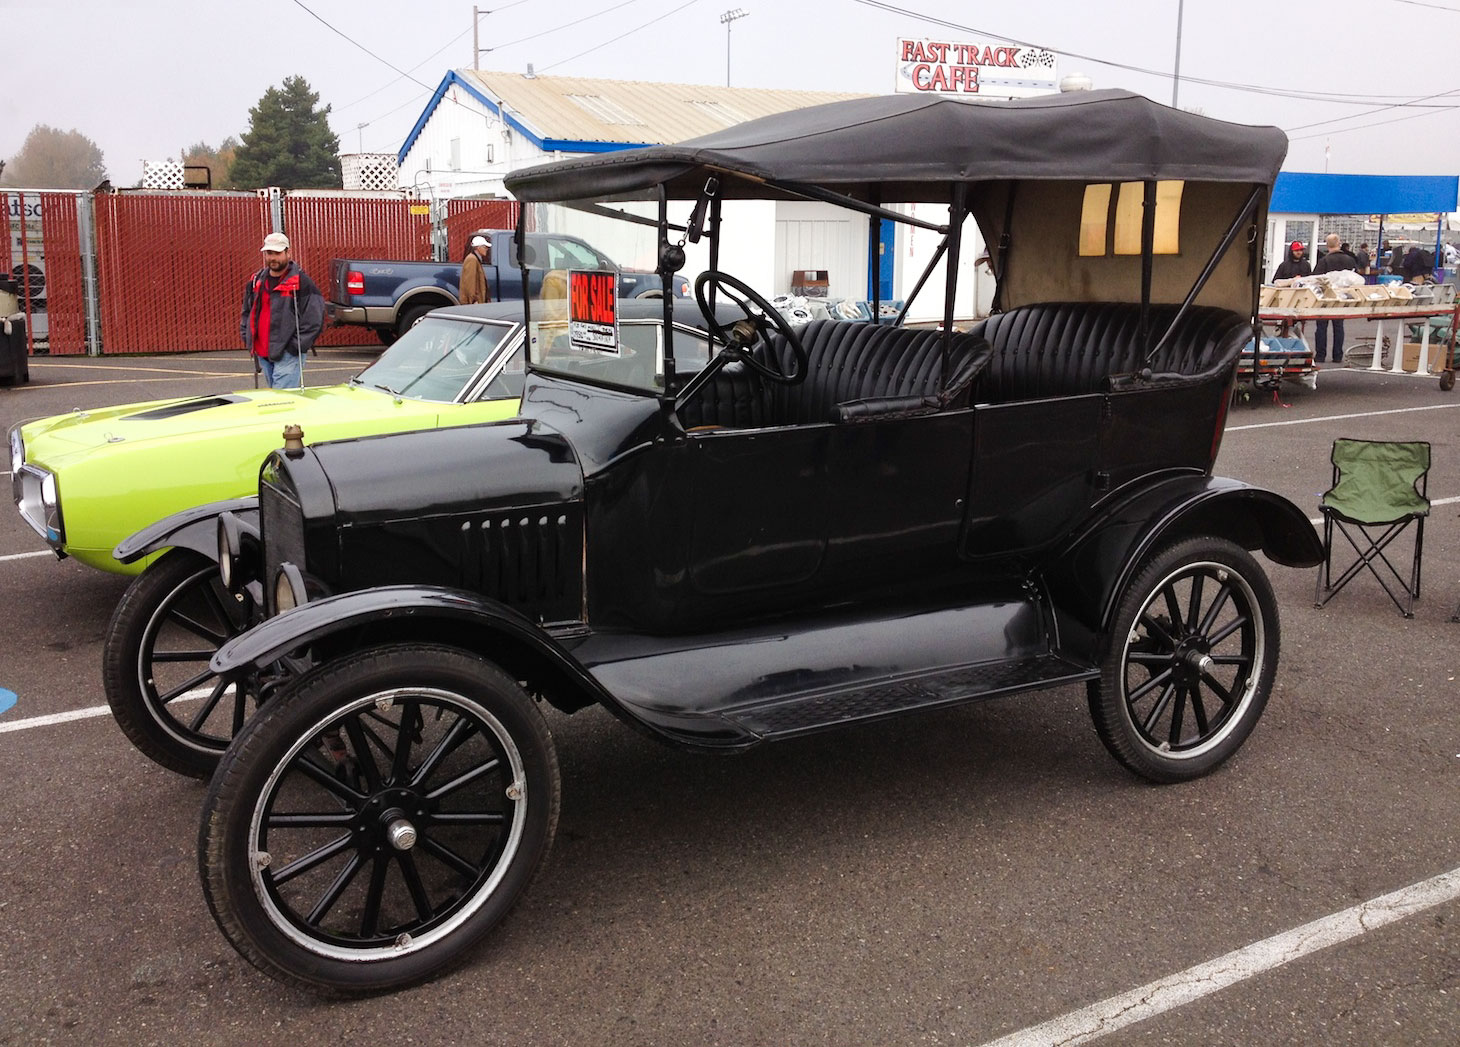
[1312,234,1356,364]
[240,232,325,388]
[1272,241,1311,281]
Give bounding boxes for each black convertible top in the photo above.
[505,89,1288,203]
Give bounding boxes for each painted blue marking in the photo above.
[0,688,16,716]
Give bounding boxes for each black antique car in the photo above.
[176,90,1321,993]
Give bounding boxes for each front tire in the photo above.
[102,549,259,778]
[199,645,559,995]
[1087,536,1280,783]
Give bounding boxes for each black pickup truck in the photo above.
[326,228,689,344]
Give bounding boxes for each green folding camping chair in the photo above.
[1314,438,1430,618]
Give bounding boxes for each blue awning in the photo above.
[1271,172,1458,215]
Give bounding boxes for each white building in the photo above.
[396,69,989,317]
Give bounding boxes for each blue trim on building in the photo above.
[398,71,652,164]
[1272,172,1458,215]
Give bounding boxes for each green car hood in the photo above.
[19,383,519,574]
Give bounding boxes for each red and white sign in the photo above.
[568,269,619,354]
[894,37,1059,99]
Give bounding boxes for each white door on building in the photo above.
[774,202,869,300]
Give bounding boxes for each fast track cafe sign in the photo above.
[894,37,1059,98]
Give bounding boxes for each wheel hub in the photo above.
[357,787,428,851]
[1173,638,1213,682]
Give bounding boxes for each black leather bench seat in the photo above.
[970,302,1251,404]
[679,320,992,430]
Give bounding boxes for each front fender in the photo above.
[1042,475,1322,660]
[209,585,614,716]
[113,496,259,565]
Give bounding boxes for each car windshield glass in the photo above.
[527,201,700,394]
[354,317,512,402]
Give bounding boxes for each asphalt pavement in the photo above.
[1,345,1457,1046]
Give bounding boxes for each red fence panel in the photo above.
[94,192,269,353]
[283,196,432,346]
[445,199,521,260]
[38,193,86,355]
[3,190,64,355]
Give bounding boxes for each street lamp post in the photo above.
[720,8,747,87]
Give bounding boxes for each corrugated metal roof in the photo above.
[460,69,868,147]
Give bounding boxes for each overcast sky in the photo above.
[5,0,1459,186]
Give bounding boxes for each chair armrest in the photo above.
[835,394,941,423]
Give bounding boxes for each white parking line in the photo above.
[977,866,1460,1047]
[1227,402,1460,431]
[0,703,112,733]
[1,550,52,562]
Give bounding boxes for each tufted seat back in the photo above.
[971,303,1249,403]
[679,320,991,430]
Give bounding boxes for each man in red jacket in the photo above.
[239,232,324,388]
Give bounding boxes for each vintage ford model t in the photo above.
[127,90,1323,993]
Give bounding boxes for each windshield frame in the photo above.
[350,315,523,405]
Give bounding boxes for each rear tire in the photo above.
[394,305,434,341]
[1087,536,1280,783]
[199,644,559,995]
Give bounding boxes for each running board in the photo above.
[720,653,1094,741]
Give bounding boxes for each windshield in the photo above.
[526,201,702,394]
[354,317,512,402]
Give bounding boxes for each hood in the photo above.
[20,384,437,467]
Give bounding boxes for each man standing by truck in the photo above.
[240,232,325,388]
[460,234,491,305]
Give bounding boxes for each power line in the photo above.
[540,0,707,72]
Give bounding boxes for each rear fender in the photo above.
[209,585,608,717]
[1042,476,1322,661]
[113,496,258,565]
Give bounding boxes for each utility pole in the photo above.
[720,8,747,87]
[474,6,480,69]
[1172,0,1184,108]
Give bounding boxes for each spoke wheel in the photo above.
[102,549,260,778]
[1088,536,1280,783]
[199,645,559,995]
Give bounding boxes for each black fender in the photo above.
[209,585,613,719]
[1041,475,1322,662]
[113,496,259,566]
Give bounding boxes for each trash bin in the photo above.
[0,313,30,386]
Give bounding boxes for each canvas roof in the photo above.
[505,89,1290,204]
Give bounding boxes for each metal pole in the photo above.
[720,9,747,87]
[473,6,480,70]
[1172,0,1184,107]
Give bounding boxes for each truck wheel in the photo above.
[199,644,559,995]
[1087,536,1279,784]
[395,305,434,341]
[102,549,260,778]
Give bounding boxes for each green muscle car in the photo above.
[10,305,528,574]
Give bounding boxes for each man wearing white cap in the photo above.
[239,231,324,388]
[459,233,491,305]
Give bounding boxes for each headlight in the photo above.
[13,461,63,546]
[217,518,235,591]
[273,563,308,614]
[8,428,22,475]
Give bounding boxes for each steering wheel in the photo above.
[693,271,808,385]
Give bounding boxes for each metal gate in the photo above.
[3,190,90,356]
[446,199,521,260]
[94,192,269,353]
[284,195,433,346]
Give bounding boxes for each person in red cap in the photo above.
[1272,240,1311,282]
[239,232,324,388]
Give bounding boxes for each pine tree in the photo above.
[229,76,341,189]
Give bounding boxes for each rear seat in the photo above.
[680,320,992,429]
[970,302,1251,403]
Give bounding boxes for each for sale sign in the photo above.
[894,37,1059,99]
[568,269,619,355]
